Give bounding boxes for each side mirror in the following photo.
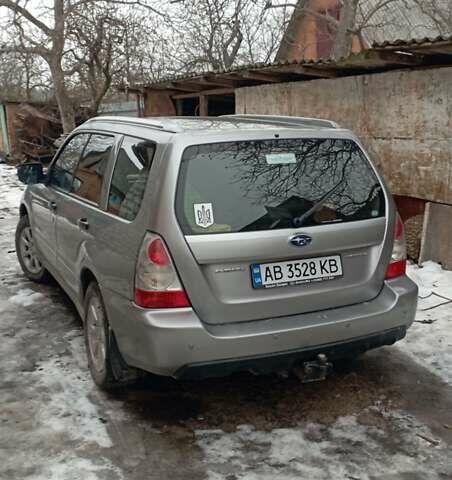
[17,162,45,185]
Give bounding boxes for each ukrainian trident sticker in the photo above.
[194,203,214,228]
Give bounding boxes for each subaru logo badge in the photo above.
[289,234,312,248]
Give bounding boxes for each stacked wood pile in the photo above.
[11,103,62,163]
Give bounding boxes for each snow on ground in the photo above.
[0,294,118,478]
[194,263,452,480]
[32,455,124,480]
[404,262,452,386]
[0,164,24,210]
[196,410,450,480]
[0,165,119,479]
[8,288,45,307]
[34,333,113,449]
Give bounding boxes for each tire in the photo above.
[15,215,50,283]
[84,282,140,390]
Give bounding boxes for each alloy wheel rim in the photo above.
[20,226,43,274]
[86,296,107,373]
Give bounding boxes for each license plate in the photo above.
[251,255,342,289]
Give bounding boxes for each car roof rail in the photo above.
[221,114,339,129]
[86,116,185,133]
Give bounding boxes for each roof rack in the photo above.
[87,116,185,133]
[221,114,339,129]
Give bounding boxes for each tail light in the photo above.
[385,213,407,279]
[134,232,190,308]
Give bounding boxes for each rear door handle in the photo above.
[77,218,89,231]
[48,201,57,212]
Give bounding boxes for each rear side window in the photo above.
[107,137,155,221]
[176,138,385,234]
[49,134,90,191]
[71,134,114,205]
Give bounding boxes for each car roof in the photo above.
[83,114,340,135]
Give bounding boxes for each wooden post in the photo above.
[199,95,208,116]
[175,99,183,116]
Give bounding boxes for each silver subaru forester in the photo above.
[15,115,418,389]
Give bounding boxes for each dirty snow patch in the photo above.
[196,412,450,480]
[32,454,124,480]
[404,262,452,385]
[0,164,24,210]
[9,288,45,307]
[33,335,113,449]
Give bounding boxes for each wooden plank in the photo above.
[272,65,338,78]
[153,82,204,92]
[172,88,235,99]
[241,71,283,83]
[371,50,424,65]
[198,76,236,88]
[340,50,424,67]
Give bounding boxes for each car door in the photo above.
[55,132,116,296]
[100,135,156,300]
[30,133,90,269]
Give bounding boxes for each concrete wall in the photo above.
[419,203,452,269]
[236,66,452,206]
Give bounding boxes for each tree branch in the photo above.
[0,0,52,35]
[0,44,48,57]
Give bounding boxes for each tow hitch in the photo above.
[293,354,333,383]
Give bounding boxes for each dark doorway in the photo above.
[207,94,235,115]
[176,93,235,116]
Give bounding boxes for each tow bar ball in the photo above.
[293,354,333,383]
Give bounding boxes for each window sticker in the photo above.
[194,203,214,228]
[265,153,296,165]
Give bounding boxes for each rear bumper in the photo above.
[176,326,407,379]
[106,275,418,378]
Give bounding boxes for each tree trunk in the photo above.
[333,0,359,59]
[48,59,75,133]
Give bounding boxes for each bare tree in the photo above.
[410,0,452,34]
[66,5,128,114]
[0,0,76,131]
[0,0,164,132]
[333,0,358,58]
[164,0,291,72]
[0,51,50,101]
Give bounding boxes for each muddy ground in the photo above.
[1,164,451,480]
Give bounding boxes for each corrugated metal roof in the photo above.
[129,36,452,93]
[372,33,452,48]
[131,57,336,90]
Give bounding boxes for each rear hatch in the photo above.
[175,136,387,325]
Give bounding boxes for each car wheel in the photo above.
[15,215,50,283]
[84,282,140,390]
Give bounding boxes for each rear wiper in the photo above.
[293,179,345,228]
[265,205,293,229]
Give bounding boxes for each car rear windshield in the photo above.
[176,138,385,235]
